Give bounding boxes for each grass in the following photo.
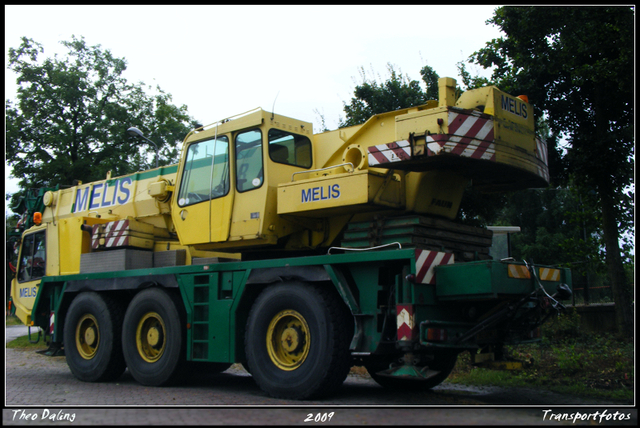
[349,308,633,403]
[6,314,48,350]
[446,308,634,402]
[6,334,49,350]
[6,313,23,326]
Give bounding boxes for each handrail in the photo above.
[327,242,402,255]
[198,107,262,132]
[291,162,354,182]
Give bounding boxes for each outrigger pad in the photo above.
[37,345,65,357]
[377,364,440,380]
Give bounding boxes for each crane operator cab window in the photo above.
[268,129,312,168]
[235,129,263,192]
[18,231,46,282]
[177,135,230,207]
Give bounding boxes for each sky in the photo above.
[4,4,503,211]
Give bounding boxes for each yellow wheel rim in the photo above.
[266,310,310,371]
[136,312,166,363]
[76,314,100,360]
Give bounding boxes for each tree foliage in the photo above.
[6,36,197,207]
[340,63,439,127]
[500,189,601,266]
[464,6,634,336]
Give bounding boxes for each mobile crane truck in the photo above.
[10,77,571,399]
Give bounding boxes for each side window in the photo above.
[268,129,312,168]
[18,231,46,282]
[177,135,229,206]
[235,129,263,192]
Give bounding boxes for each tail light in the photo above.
[426,328,448,342]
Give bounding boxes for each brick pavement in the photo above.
[2,407,575,426]
[4,345,637,425]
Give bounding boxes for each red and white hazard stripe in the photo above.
[50,311,55,337]
[91,219,132,249]
[396,304,416,341]
[396,251,454,342]
[426,135,496,161]
[367,140,411,166]
[91,225,102,249]
[448,110,495,141]
[427,110,496,161]
[367,109,497,167]
[415,249,454,285]
[104,220,129,248]
[535,138,550,182]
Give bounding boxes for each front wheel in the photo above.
[245,283,352,399]
[63,292,126,382]
[122,288,185,386]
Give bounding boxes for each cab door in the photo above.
[172,135,234,245]
[11,228,46,324]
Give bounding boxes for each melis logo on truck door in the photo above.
[72,177,133,213]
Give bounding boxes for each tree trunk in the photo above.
[599,189,633,337]
[591,80,633,338]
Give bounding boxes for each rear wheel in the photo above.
[63,292,126,382]
[245,283,352,399]
[122,288,185,386]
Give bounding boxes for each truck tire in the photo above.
[245,283,352,399]
[365,351,459,390]
[63,292,126,382]
[122,288,185,386]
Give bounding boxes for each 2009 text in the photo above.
[304,412,335,423]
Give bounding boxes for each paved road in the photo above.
[4,326,636,425]
[5,325,37,343]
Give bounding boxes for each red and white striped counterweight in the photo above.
[368,108,497,167]
[425,109,495,161]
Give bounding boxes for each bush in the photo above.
[541,306,582,344]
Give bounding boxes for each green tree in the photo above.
[466,6,633,336]
[6,215,19,303]
[500,188,601,262]
[340,63,438,127]
[419,65,440,101]
[6,36,197,206]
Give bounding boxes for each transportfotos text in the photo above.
[542,409,632,423]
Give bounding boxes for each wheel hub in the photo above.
[147,327,162,348]
[280,326,303,353]
[136,312,166,362]
[266,310,310,371]
[84,326,97,347]
[76,314,100,360]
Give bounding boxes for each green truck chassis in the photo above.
[31,247,571,399]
